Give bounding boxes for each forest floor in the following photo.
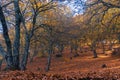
[0,49,120,80]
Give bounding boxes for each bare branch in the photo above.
[2,1,14,8]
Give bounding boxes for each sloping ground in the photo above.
[0,53,120,80]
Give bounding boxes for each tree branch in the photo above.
[2,1,14,8]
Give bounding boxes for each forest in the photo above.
[0,0,120,80]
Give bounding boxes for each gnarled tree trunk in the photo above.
[13,0,21,70]
[0,5,13,70]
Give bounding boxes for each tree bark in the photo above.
[0,5,13,69]
[74,40,79,57]
[93,49,97,58]
[30,43,38,63]
[20,7,37,70]
[0,44,7,70]
[101,41,105,54]
[13,0,21,70]
[20,34,30,70]
[56,44,64,57]
[46,42,53,71]
[91,41,98,58]
[118,33,120,44]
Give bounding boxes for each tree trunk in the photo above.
[46,47,52,72]
[91,41,98,58]
[30,43,38,63]
[109,39,114,50]
[29,51,38,63]
[70,45,73,54]
[56,44,64,57]
[46,41,53,72]
[0,44,6,58]
[74,41,79,57]
[13,0,21,70]
[60,44,64,54]
[0,44,7,70]
[101,42,105,54]
[117,33,120,44]
[0,6,13,69]
[0,59,3,70]
[79,47,82,53]
[93,49,98,58]
[20,35,30,70]
[20,5,37,70]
